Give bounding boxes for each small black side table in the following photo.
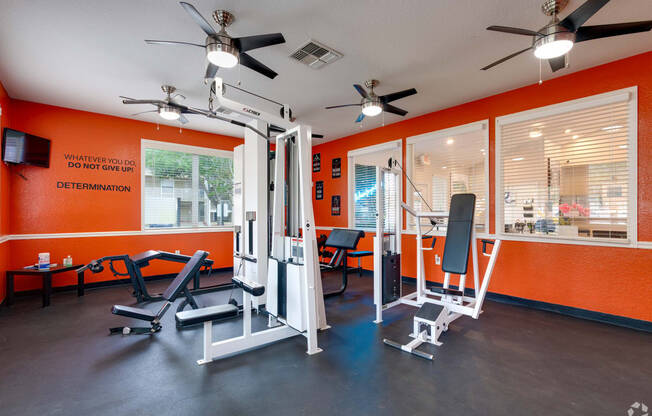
[6,264,83,308]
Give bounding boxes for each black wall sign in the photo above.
[313,153,321,172]
[332,158,341,178]
[315,180,324,200]
[331,195,341,216]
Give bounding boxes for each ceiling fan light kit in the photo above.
[533,30,575,59]
[158,105,181,120]
[361,100,382,117]
[206,37,239,68]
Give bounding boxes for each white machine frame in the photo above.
[196,79,326,364]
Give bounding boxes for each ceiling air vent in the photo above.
[290,39,342,69]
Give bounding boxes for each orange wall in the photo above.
[2,99,242,294]
[0,80,11,300]
[313,51,652,322]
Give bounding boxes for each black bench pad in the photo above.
[347,251,373,257]
[175,304,239,326]
[431,287,464,297]
[232,277,265,296]
[112,305,156,321]
[415,302,445,321]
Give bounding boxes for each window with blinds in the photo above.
[349,141,401,230]
[142,141,233,229]
[406,122,488,232]
[497,89,634,242]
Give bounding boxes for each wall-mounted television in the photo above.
[2,128,51,168]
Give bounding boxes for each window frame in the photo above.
[140,139,234,231]
[495,87,638,247]
[405,120,490,236]
[347,139,403,231]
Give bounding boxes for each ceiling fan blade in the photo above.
[549,55,567,72]
[205,62,219,79]
[239,53,278,79]
[131,110,158,116]
[383,103,408,117]
[145,39,204,48]
[122,99,161,105]
[559,0,610,32]
[576,21,652,42]
[353,84,369,99]
[379,88,417,103]
[355,113,365,123]
[178,114,189,124]
[179,2,216,36]
[481,46,533,70]
[325,104,360,109]
[486,25,542,37]
[233,33,285,53]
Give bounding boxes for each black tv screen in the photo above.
[2,128,51,168]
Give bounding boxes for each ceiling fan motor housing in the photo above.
[206,35,239,59]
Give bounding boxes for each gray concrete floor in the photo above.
[0,270,650,415]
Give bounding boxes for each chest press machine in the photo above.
[381,194,501,360]
[373,159,502,360]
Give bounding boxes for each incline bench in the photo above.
[77,250,223,303]
[110,250,238,335]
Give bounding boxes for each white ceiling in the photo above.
[0,0,650,144]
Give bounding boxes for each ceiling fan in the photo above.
[325,80,417,123]
[121,85,207,124]
[482,0,652,72]
[146,2,286,80]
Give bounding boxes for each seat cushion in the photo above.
[112,305,156,321]
[175,304,239,326]
[347,251,373,257]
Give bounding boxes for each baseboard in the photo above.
[11,267,234,298]
[400,276,652,333]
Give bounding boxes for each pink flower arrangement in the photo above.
[559,203,590,217]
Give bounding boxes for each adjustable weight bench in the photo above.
[110,250,213,335]
[320,229,366,298]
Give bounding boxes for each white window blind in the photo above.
[349,142,400,230]
[143,142,233,229]
[382,169,398,233]
[354,164,376,229]
[407,124,487,232]
[498,95,632,241]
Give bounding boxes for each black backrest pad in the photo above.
[130,250,161,264]
[325,229,365,250]
[162,250,209,300]
[442,194,476,275]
